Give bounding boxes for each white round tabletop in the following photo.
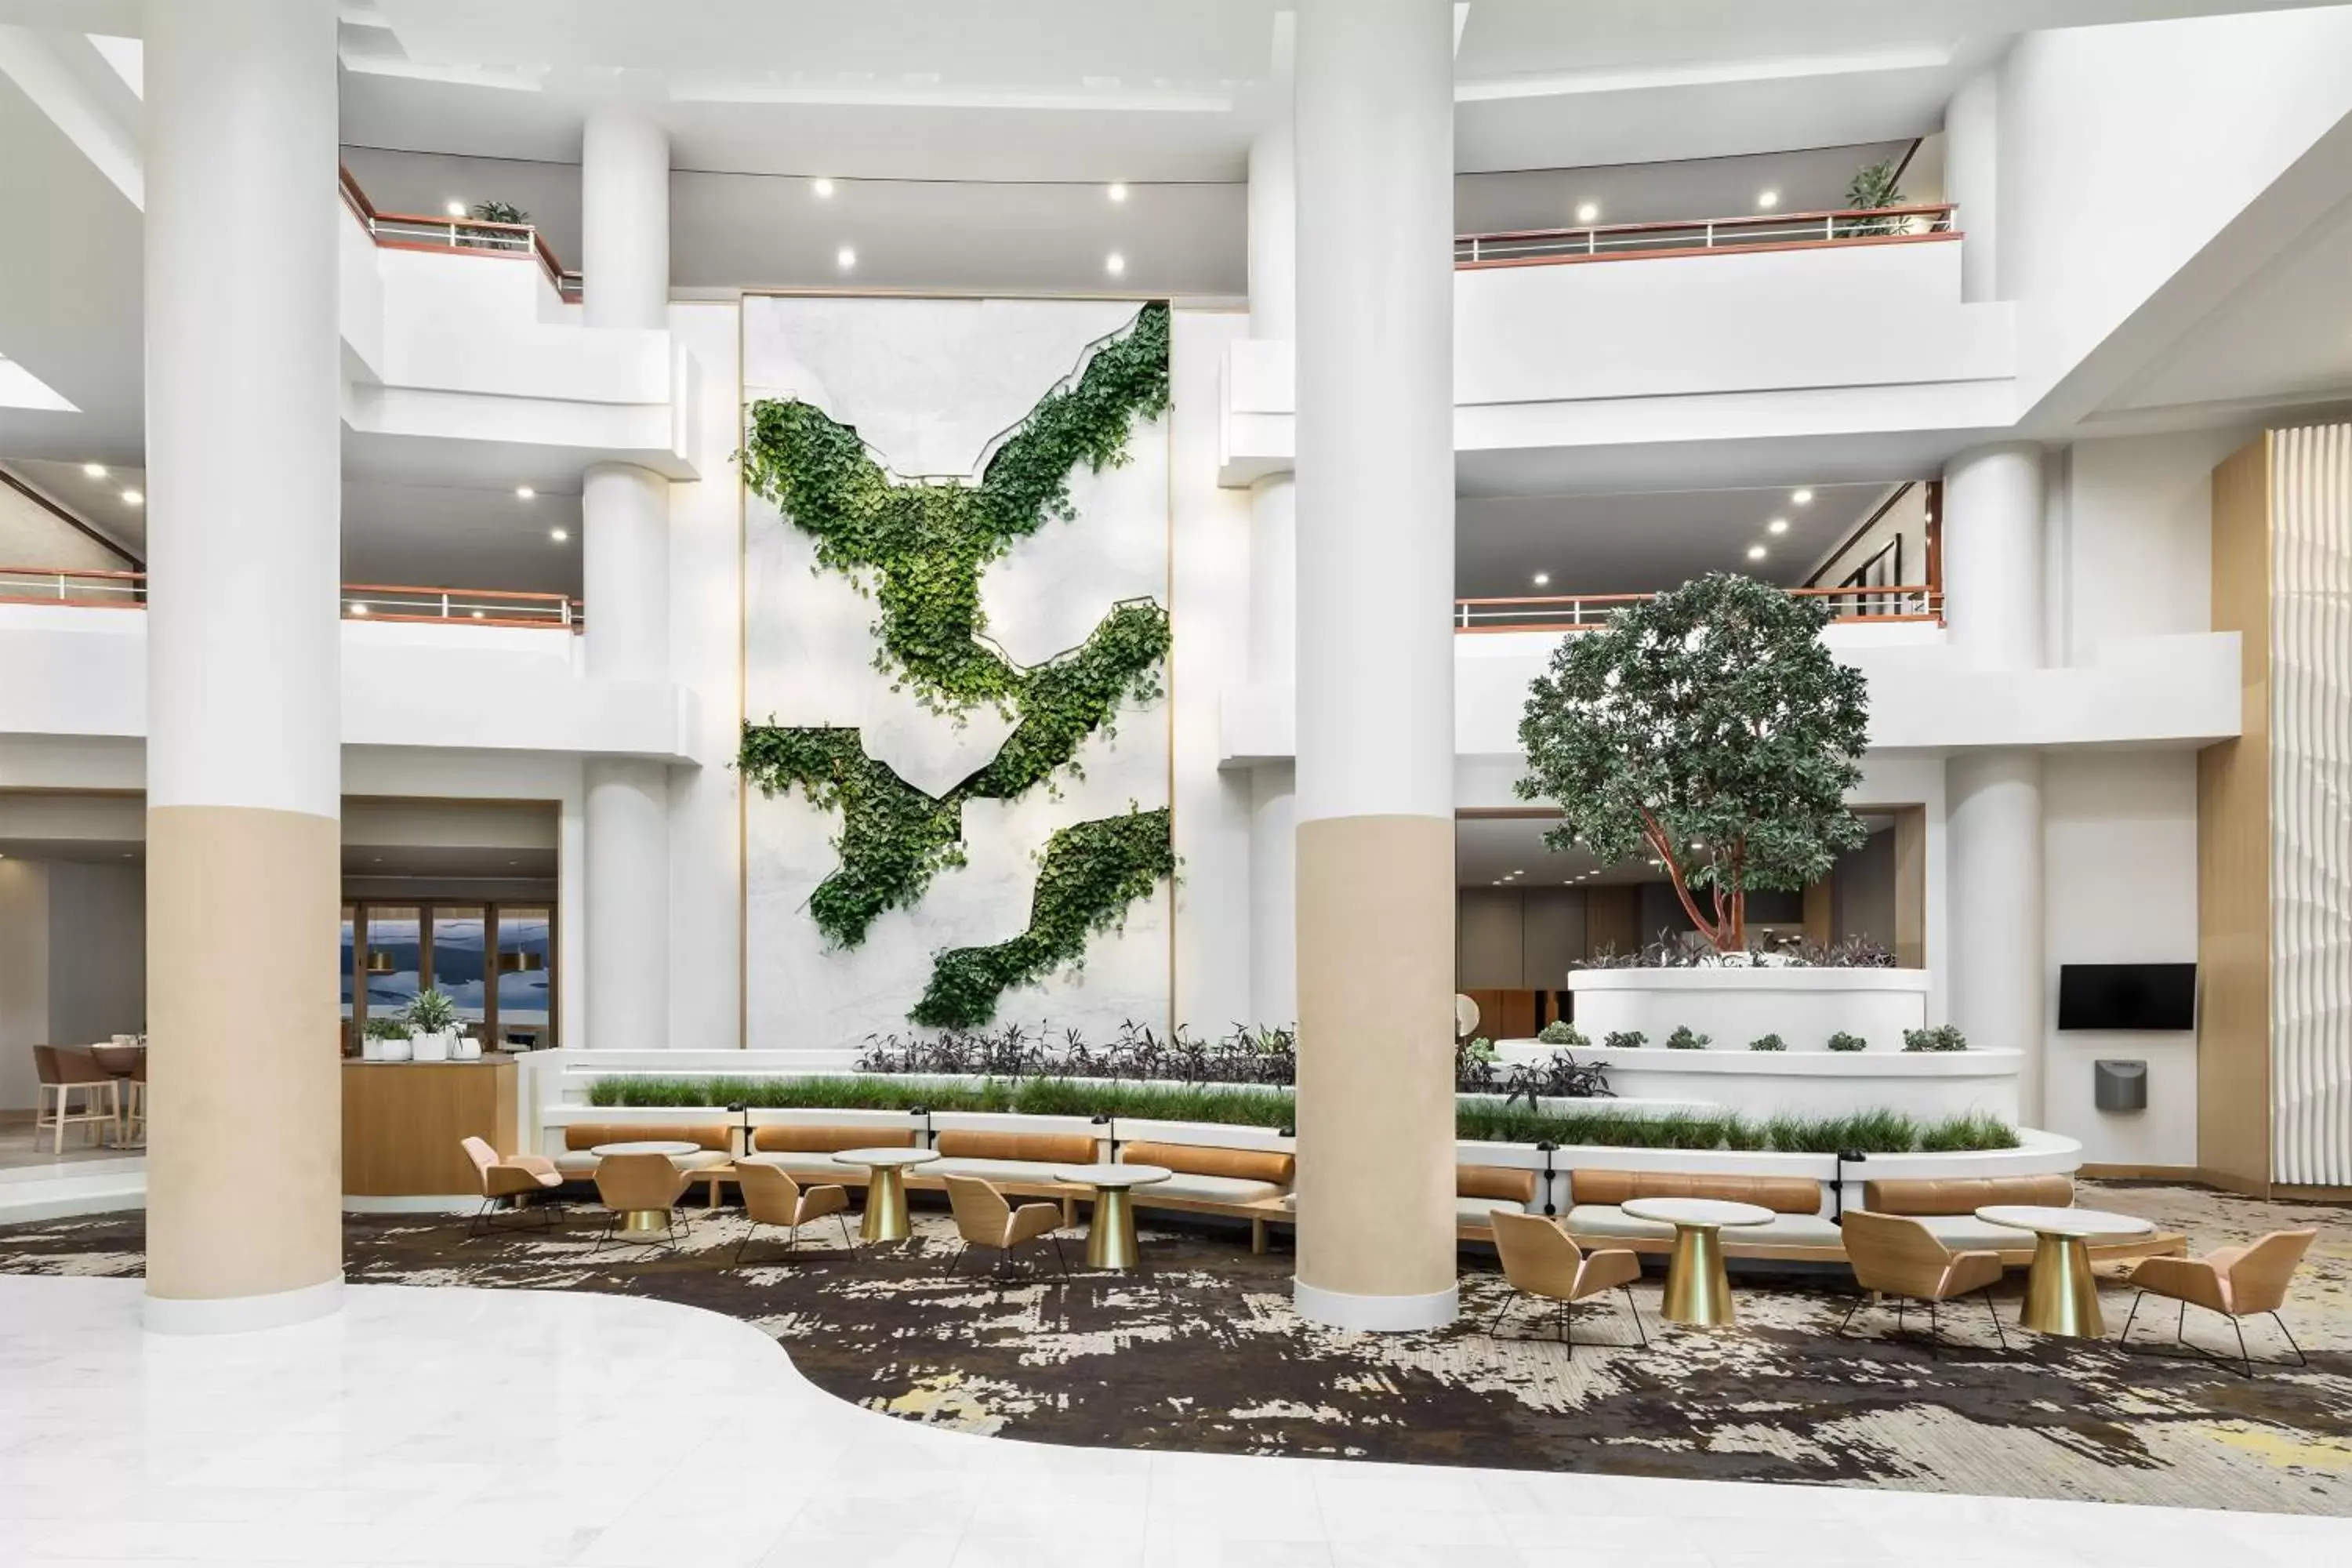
[1053,1163,1172,1188]
[589,1141,700,1158]
[1622,1196,1777,1229]
[1976,1204,2154,1240]
[832,1148,941,1168]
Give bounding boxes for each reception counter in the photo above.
[342,1055,518,1200]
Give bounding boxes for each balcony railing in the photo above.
[0,568,581,631]
[339,165,584,303]
[1457,205,1958,270]
[1455,585,1942,633]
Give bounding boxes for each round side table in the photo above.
[834,1148,941,1243]
[1621,1196,1775,1327]
[1052,1164,1172,1269]
[1976,1205,2154,1337]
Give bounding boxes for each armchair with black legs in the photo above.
[460,1135,563,1238]
[1488,1209,1647,1358]
[1836,1210,2009,1354]
[943,1174,1068,1280]
[734,1160,855,1265]
[2121,1229,2317,1377]
[590,1152,694,1252]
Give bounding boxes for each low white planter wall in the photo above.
[1497,1041,2021,1125]
[1566,966,1929,1052]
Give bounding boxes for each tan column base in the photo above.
[1294,813,1458,1330]
[144,804,343,1327]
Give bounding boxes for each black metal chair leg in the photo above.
[948,1243,967,1274]
[1834,1297,1864,1339]
[1049,1235,1069,1276]
[1621,1286,1648,1348]
[2119,1290,2145,1347]
[1983,1290,2009,1352]
[2272,1312,2307,1368]
[2230,1316,2254,1378]
[838,1215,857,1257]
[1487,1289,1519,1336]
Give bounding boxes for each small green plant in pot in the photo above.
[1748,1033,1786,1052]
[1602,1029,1646,1050]
[1667,1025,1711,1051]
[1537,1019,1586,1047]
[1827,1031,1868,1053]
[1902,1024,1969,1053]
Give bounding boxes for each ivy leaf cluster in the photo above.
[911,808,1176,1029]
[738,303,1177,1022]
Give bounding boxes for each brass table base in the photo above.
[1661,1223,1736,1327]
[862,1165,913,1243]
[619,1209,669,1235]
[2020,1232,2104,1337]
[1083,1186,1142,1270]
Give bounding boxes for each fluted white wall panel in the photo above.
[2270,423,2352,1187]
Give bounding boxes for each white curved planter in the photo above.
[1566,965,1929,1052]
[1495,1040,2020,1125]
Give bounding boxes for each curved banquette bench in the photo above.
[1860,1175,2186,1263]
[552,1122,732,1178]
[743,1123,917,1184]
[1563,1169,1845,1259]
[1118,1139,1296,1252]
[1457,1165,1542,1240]
[907,1130,1105,1206]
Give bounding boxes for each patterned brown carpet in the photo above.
[4,1181,2347,1514]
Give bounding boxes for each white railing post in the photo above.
[1704,220,1715,250]
[561,599,573,629]
[440,592,451,620]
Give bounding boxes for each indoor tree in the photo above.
[1514,572,1870,955]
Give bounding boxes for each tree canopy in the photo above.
[1514,573,1871,953]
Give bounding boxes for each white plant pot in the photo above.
[452,1033,483,1062]
[379,1036,412,1062]
[411,1032,449,1063]
[361,1036,383,1062]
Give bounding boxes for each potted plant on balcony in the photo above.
[1837,160,1907,238]
[1517,574,1909,1047]
[465,200,530,251]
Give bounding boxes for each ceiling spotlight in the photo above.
[445,200,467,217]
[836,245,857,271]
[1747,544,1768,561]
[350,603,370,616]
[1512,869,1526,876]
[1792,488,1814,505]
[514,485,535,499]
[1757,190,1780,210]
[550,528,569,543]
[82,462,105,477]
[1575,201,1599,223]
[1532,572,1550,586]
[1105,252,1127,278]
[1767,517,1789,535]
[1108,181,1129,203]
[811,178,835,198]
[470,609,485,620]
[120,488,142,506]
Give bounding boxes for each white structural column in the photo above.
[1942,444,2048,1122]
[579,106,674,1049]
[1944,67,1999,304]
[141,0,343,1333]
[1290,0,1458,1330]
[1247,118,1299,1028]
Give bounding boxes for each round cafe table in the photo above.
[1977,1205,2154,1338]
[1053,1164,1172,1270]
[588,1142,703,1232]
[1621,1196,1775,1327]
[833,1148,941,1243]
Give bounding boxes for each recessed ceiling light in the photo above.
[445,200,466,217]
[82,462,105,477]
[1512,869,1526,876]
[1792,488,1814,505]
[550,528,569,543]
[1757,190,1780,209]
[1747,544,1768,561]
[470,610,485,620]
[1767,517,1789,535]
[1532,572,1550,586]
[811,177,835,198]
[120,488,142,506]
[1105,252,1127,277]
[1108,181,1129,203]
[836,245,857,271]
[350,603,370,616]
[1574,201,1599,223]
[515,485,535,499]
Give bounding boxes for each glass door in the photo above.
[494,906,554,1048]
[431,906,489,1043]
[362,906,423,1025]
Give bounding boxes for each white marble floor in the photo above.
[0,1276,2344,1568]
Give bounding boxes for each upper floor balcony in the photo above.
[1221,203,2018,487]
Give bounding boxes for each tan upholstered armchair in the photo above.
[590,1152,695,1250]
[735,1161,855,1265]
[943,1174,1068,1279]
[2122,1229,2317,1376]
[1838,1210,2009,1352]
[461,1136,563,1237]
[1489,1210,1646,1356]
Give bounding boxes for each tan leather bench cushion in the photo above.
[563,1122,732,1152]
[1121,1140,1294,1186]
[1569,1168,1819,1214]
[933,1130,1098,1164]
[1457,1164,1538,1203]
[752,1124,915,1155]
[1863,1174,2074,1216]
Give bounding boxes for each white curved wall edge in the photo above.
[142,1277,343,1336]
[1494,1039,2022,1125]
[1565,967,1930,1052]
[1293,1278,1459,1332]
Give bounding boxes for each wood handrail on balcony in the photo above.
[0,567,581,631]
[1456,584,1943,633]
[338,163,583,303]
[1457,204,1958,270]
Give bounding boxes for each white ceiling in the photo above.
[1457,481,1895,597]
[343,479,583,596]
[1456,814,1650,890]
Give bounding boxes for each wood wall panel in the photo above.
[1584,885,1640,960]
[1892,806,1927,968]
[2199,434,2273,1192]
[342,1058,519,1197]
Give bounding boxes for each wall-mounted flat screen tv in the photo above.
[2057,964,2196,1031]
